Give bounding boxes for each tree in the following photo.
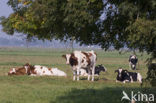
[0,0,103,43]
[0,0,156,61]
[95,0,156,61]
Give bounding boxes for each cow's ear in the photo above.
[24,63,30,66]
[62,55,66,58]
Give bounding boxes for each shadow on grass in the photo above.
[50,87,156,103]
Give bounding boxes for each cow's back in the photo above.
[73,50,96,68]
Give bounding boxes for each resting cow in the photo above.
[85,64,107,76]
[8,63,67,77]
[115,68,142,83]
[129,55,138,70]
[62,50,97,81]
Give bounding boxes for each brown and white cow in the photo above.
[8,63,67,77]
[62,50,97,81]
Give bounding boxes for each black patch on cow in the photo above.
[127,72,138,81]
[81,59,84,63]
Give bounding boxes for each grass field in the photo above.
[0,47,155,103]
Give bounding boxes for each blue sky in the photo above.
[0,0,13,39]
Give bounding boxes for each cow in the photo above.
[8,63,67,77]
[78,64,107,77]
[85,64,107,76]
[129,55,138,70]
[115,68,142,83]
[94,64,107,75]
[62,50,97,81]
[24,63,67,77]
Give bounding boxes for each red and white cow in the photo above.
[62,50,97,81]
[8,63,67,77]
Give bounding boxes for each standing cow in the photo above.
[129,55,138,70]
[62,50,97,81]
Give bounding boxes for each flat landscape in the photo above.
[0,47,155,103]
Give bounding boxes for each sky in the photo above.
[0,0,14,39]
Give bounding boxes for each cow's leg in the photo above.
[87,69,91,81]
[73,71,76,81]
[76,67,80,81]
[130,76,133,83]
[91,66,95,81]
[129,62,131,70]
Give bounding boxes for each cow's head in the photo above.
[8,68,17,75]
[62,54,71,65]
[24,63,30,69]
[98,64,106,72]
[95,64,106,74]
[23,63,35,75]
[115,68,123,78]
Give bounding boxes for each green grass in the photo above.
[0,47,155,103]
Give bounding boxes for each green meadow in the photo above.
[0,47,155,103]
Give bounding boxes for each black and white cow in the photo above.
[86,64,107,76]
[115,68,142,83]
[62,50,97,81]
[129,55,138,70]
[79,64,107,76]
[95,64,107,75]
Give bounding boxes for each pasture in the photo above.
[0,47,155,103]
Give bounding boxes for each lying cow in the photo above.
[129,55,138,70]
[8,63,67,77]
[94,64,107,75]
[115,68,142,83]
[80,64,107,76]
[62,50,97,81]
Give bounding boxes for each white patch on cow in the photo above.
[130,76,133,83]
[66,54,71,64]
[9,68,16,73]
[34,65,52,76]
[132,64,135,68]
[131,55,136,59]
[119,69,123,77]
[119,69,122,73]
[24,66,28,73]
[51,68,67,76]
[79,69,88,76]
[137,73,142,83]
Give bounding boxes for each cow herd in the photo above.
[8,50,142,83]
